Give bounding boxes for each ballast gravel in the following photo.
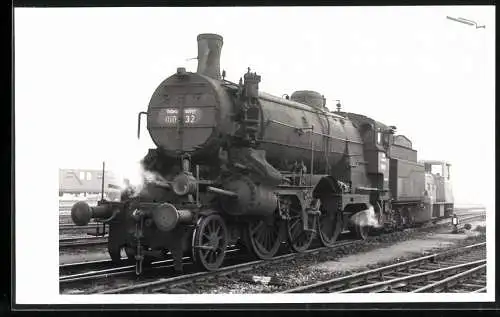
[187,223,486,294]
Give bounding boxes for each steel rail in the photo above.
[459,214,486,221]
[60,247,240,286]
[59,236,108,249]
[427,213,485,229]
[60,258,117,276]
[60,236,107,243]
[59,224,101,229]
[412,264,487,293]
[472,286,487,293]
[60,257,189,284]
[98,240,358,294]
[337,259,485,293]
[283,242,486,293]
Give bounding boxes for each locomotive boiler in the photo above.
[70,33,454,273]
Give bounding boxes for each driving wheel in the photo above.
[318,209,342,247]
[192,214,228,271]
[244,218,283,260]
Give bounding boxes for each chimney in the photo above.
[196,33,223,80]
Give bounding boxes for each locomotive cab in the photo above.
[422,160,454,218]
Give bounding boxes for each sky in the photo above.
[15,6,495,210]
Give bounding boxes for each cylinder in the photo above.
[196,33,223,80]
[152,203,194,232]
[71,201,113,226]
[220,176,277,217]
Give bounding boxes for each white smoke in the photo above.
[98,127,170,200]
[123,163,170,198]
[351,205,382,228]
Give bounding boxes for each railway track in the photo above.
[59,223,105,231]
[60,257,189,284]
[59,211,486,294]
[60,258,123,276]
[57,210,483,249]
[59,236,108,249]
[59,245,244,279]
[79,240,358,294]
[412,264,486,293]
[59,247,246,293]
[423,213,485,230]
[283,242,486,293]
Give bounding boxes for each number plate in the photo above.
[163,108,201,125]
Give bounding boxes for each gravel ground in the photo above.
[185,221,487,294]
[59,211,104,240]
[59,214,73,224]
[314,231,482,272]
[60,214,89,224]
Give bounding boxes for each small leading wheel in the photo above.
[108,246,121,263]
[192,214,228,271]
[109,244,153,265]
[244,218,283,260]
[354,212,370,240]
[108,244,131,263]
[124,246,155,266]
[318,209,342,247]
[286,199,315,252]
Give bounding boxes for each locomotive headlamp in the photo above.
[172,173,197,196]
[452,214,459,226]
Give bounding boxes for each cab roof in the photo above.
[420,160,452,166]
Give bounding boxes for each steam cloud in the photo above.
[351,205,382,228]
[122,164,169,199]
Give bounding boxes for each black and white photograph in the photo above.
[13,5,495,307]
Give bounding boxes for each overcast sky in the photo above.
[15,6,495,210]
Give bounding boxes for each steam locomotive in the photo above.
[70,33,454,273]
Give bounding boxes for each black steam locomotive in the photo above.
[71,33,454,273]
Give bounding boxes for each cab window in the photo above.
[383,134,389,145]
[377,132,382,144]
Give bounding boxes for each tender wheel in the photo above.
[192,214,228,271]
[353,212,370,240]
[244,218,283,260]
[317,209,342,247]
[286,198,315,252]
